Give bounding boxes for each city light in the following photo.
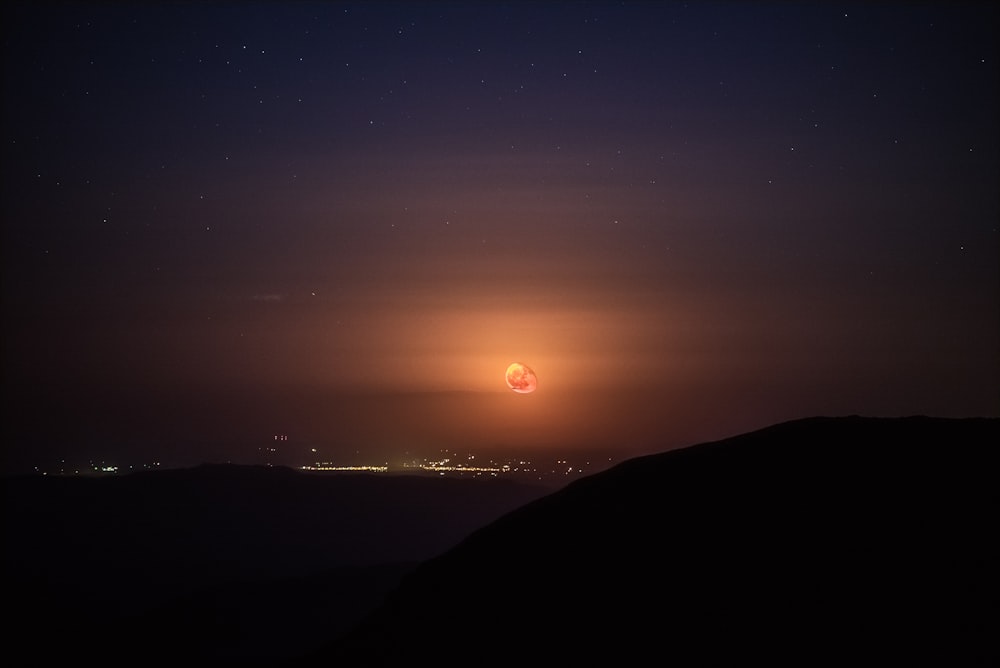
[301,464,389,472]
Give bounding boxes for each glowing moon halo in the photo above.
[505,362,537,394]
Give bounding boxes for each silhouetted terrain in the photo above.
[1,465,550,664]
[317,416,997,666]
[4,417,996,666]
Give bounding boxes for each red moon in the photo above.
[505,362,537,394]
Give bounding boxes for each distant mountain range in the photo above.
[312,416,997,666]
[3,416,995,666]
[2,464,550,665]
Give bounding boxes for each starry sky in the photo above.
[2,1,998,474]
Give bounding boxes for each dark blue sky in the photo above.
[3,2,997,474]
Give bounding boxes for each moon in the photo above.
[505,362,537,394]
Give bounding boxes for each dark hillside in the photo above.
[320,417,997,666]
[1,465,549,664]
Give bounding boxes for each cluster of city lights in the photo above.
[29,440,609,480]
[300,464,389,472]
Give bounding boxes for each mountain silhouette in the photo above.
[316,416,997,666]
[2,464,549,665]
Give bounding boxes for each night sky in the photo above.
[3,2,997,474]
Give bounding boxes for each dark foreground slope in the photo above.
[319,417,997,666]
[1,465,549,664]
